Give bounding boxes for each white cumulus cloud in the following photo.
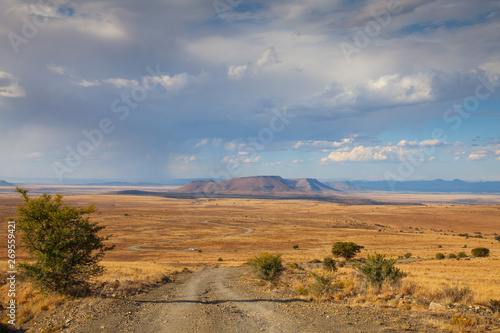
[0,71,25,98]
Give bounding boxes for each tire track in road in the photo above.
[127,220,254,252]
[126,267,303,333]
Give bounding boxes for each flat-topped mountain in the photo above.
[174,176,305,195]
[286,178,339,193]
[110,176,392,204]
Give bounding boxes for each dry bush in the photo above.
[448,316,479,333]
[307,270,336,298]
[442,285,474,304]
[423,284,474,305]
[296,284,308,295]
[399,280,419,296]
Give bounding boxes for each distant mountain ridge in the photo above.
[324,181,365,192]
[171,177,500,195]
[287,178,339,193]
[352,179,500,193]
[0,180,15,186]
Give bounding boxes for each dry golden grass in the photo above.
[0,192,498,315]
[0,281,66,325]
[97,261,199,285]
[397,257,500,303]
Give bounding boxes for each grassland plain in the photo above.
[0,191,499,331]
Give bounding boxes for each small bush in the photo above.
[435,253,445,260]
[400,280,418,295]
[443,285,474,303]
[293,245,299,250]
[457,252,467,258]
[296,285,308,295]
[217,258,223,262]
[489,299,500,313]
[355,253,406,288]
[451,316,476,328]
[495,234,500,242]
[308,270,336,297]
[404,252,412,259]
[322,257,337,272]
[471,247,490,257]
[247,252,284,283]
[308,259,321,264]
[448,253,457,259]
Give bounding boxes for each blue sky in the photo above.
[0,0,499,182]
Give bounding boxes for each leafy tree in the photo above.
[471,247,490,258]
[16,187,114,293]
[355,253,406,288]
[331,242,364,261]
[457,251,467,258]
[247,252,284,283]
[435,252,445,260]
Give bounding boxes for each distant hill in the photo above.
[176,180,217,193]
[111,176,390,204]
[0,180,15,186]
[352,179,500,193]
[325,181,365,192]
[174,176,304,195]
[286,178,339,193]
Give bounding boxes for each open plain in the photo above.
[1,187,500,331]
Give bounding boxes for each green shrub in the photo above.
[322,257,337,272]
[16,187,114,293]
[247,252,284,282]
[355,253,406,288]
[404,252,412,259]
[457,251,467,258]
[218,258,223,262]
[448,253,457,259]
[293,245,299,249]
[436,253,445,260]
[495,234,500,242]
[331,242,364,261]
[471,247,490,257]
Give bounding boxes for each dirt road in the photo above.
[56,267,446,333]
